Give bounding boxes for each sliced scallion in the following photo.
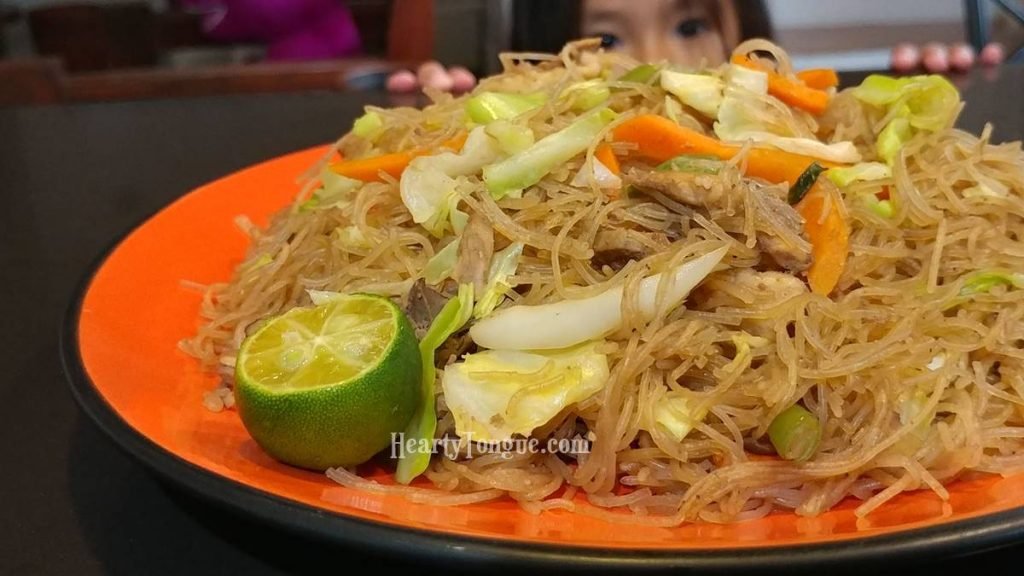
[767,404,821,461]
[788,162,825,205]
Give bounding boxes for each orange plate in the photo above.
[64,146,1024,570]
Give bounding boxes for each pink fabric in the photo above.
[178,0,362,60]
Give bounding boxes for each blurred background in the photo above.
[1,0,1021,106]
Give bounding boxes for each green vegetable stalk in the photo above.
[562,80,611,112]
[352,111,384,140]
[866,197,895,218]
[395,283,474,484]
[485,120,535,155]
[483,107,617,199]
[618,63,661,84]
[960,269,1024,297]
[465,91,546,125]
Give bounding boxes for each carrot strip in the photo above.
[611,115,839,184]
[612,114,849,295]
[330,151,415,181]
[796,68,840,90]
[594,143,621,175]
[732,55,831,115]
[329,135,467,182]
[797,186,849,295]
[611,114,733,163]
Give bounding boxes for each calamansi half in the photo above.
[234,294,421,470]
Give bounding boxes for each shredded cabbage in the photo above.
[423,239,460,285]
[441,342,609,442]
[826,162,891,188]
[725,63,768,94]
[652,395,705,442]
[470,246,727,350]
[299,168,362,211]
[400,127,501,236]
[852,74,960,164]
[307,289,341,305]
[715,88,861,163]
[572,157,622,189]
[332,225,371,250]
[474,242,524,318]
[876,117,914,165]
[660,70,724,118]
[663,95,685,125]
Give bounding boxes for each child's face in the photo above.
[580,0,737,68]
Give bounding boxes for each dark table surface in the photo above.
[2,68,1024,575]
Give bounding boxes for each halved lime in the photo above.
[235,294,421,470]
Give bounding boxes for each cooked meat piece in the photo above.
[723,268,808,306]
[453,211,494,293]
[629,168,812,272]
[699,268,808,339]
[591,229,651,271]
[750,192,812,272]
[404,279,450,339]
[625,168,733,208]
[700,268,807,309]
[757,233,810,272]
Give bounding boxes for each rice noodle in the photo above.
[181,40,1024,525]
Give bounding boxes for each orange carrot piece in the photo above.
[732,55,832,116]
[611,115,838,185]
[796,68,840,90]
[594,143,621,175]
[329,134,467,182]
[797,186,850,295]
[613,114,849,295]
[611,115,733,163]
[330,151,415,181]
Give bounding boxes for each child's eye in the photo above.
[598,33,622,49]
[675,18,708,38]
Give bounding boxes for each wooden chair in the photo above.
[1,0,436,105]
[62,57,406,102]
[350,0,435,61]
[27,3,159,72]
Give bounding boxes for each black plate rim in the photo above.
[60,198,1024,573]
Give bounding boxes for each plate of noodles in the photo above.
[64,39,1024,570]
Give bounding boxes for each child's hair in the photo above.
[510,0,774,54]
